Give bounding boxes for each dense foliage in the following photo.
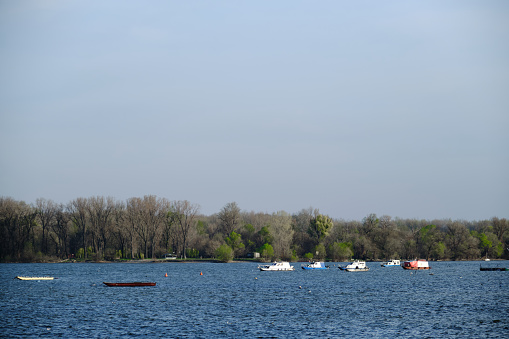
[1,196,507,262]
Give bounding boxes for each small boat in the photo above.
[480,266,508,271]
[103,282,156,287]
[258,261,295,271]
[302,261,328,270]
[401,259,430,270]
[341,260,369,272]
[381,259,400,267]
[164,253,177,260]
[16,276,54,281]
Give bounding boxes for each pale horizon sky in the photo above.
[1,1,508,221]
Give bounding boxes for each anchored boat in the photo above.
[402,259,430,270]
[302,261,328,270]
[381,259,400,267]
[258,261,295,271]
[103,282,156,287]
[340,260,369,272]
[16,276,54,281]
[480,266,508,271]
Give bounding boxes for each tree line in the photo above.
[1,196,507,262]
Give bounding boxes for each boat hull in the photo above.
[402,267,430,270]
[480,267,508,271]
[16,276,54,281]
[103,282,156,287]
[345,268,370,272]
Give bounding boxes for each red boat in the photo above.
[103,282,156,287]
[402,259,430,270]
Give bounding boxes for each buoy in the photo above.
[164,273,168,277]
[200,272,203,275]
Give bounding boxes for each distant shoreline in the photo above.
[2,258,506,264]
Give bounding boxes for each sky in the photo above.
[1,1,508,221]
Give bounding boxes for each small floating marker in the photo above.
[255,277,257,280]
[200,272,203,275]
[164,273,168,277]
[299,286,302,289]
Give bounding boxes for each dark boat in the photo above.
[480,267,508,271]
[103,282,156,287]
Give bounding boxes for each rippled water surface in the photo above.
[1,261,508,338]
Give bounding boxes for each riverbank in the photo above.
[3,257,506,264]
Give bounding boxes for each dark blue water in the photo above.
[1,261,508,338]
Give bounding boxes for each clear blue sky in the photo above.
[1,1,508,221]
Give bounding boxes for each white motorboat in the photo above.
[302,261,328,270]
[258,261,295,271]
[16,276,54,281]
[343,260,369,272]
[381,259,400,267]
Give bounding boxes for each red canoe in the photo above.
[103,282,156,287]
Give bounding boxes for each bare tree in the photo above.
[111,201,128,259]
[50,204,69,258]
[86,196,116,259]
[126,197,143,259]
[126,196,168,259]
[68,198,89,259]
[172,200,200,259]
[0,197,21,259]
[269,211,294,260]
[36,198,58,254]
[492,217,508,242]
[218,202,241,235]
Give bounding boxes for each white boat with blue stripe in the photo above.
[381,259,400,267]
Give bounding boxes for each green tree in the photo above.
[225,231,245,258]
[418,225,442,260]
[215,244,234,262]
[329,242,353,261]
[259,243,274,261]
[431,241,446,260]
[477,232,492,258]
[314,243,326,260]
[257,226,273,246]
[308,214,333,242]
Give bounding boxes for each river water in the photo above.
[1,261,508,338]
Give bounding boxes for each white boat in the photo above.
[164,253,177,260]
[16,276,54,281]
[302,261,328,270]
[343,260,369,272]
[381,259,400,267]
[258,261,295,271]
